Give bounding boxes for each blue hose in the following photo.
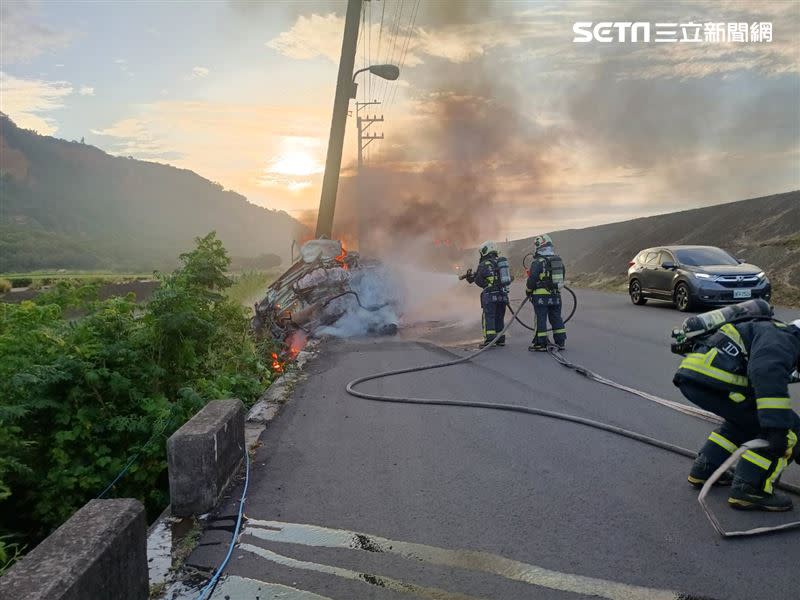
[195,446,250,600]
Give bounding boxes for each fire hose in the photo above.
[346,292,800,537]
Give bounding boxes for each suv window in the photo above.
[644,251,660,265]
[659,251,674,265]
[675,247,738,266]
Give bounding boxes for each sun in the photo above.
[269,150,323,177]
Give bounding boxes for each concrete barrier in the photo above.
[167,398,245,516]
[0,498,147,600]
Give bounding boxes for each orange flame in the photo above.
[286,330,308,358]
[334,242,348,270]
[271,352,284,373]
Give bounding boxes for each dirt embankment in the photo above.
[505,191,800,307]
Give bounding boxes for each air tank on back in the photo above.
[680,299,774,338]
[496,256,512,287]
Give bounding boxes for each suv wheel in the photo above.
[674,282,694,312]
[629,279,647,305]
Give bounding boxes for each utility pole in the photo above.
[315,0,363,239]
[356,101,383,169]
[356,101,383,251]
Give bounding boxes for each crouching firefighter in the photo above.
[526,234,566,351]
[671,299,800,511]
[464,241,512,348]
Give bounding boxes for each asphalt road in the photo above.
[191,288,800,600]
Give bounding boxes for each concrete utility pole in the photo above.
[356,101,383,250]
[315,0,363,239]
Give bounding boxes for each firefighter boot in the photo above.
[495,335,506,347]
[728,478,794,512]
[687,455,733,488]
[528,339,548,352]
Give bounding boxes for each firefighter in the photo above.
[526,234,566,351]
[466,241,508,348]
[674,317,800,511]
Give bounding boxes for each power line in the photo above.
[376,0,386,66]
[387,0,420,113]
[367,0,372,101]
[380,0,404,105]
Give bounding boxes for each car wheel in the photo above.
[674,282,694,312]
[629,279,647,305]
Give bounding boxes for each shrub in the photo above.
[0,232,279,553]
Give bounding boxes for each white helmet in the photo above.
[478,240,498,256]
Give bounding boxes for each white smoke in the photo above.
[315,264,401,338]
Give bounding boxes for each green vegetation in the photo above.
[226,271,277,307]
[0,279,11,294]
[0,232,281,571]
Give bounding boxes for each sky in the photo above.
[1,0,798,243]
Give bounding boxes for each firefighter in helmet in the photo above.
[466,241,509,348]
[674,315,800,511]
[526,234,566,351]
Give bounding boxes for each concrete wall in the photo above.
[167,398,245,516]
[0,498,147,600]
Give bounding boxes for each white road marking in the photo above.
[243,519,706,600]
[210,575,338,599]
[239,542,488,600]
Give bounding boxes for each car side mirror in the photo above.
[737,258,745,264]
[662,261,676,270]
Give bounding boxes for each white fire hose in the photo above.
[347,295,800,538]
[699,439,800,537]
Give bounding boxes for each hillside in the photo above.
[505,191,800,305]
[0,114,308,272]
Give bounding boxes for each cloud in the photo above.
[266,13,343,62]
[91,117,175,159]
[78,85,95,96]
[0,0,73,63]
[266,12,527,67]
[185,66,210,80]
[0,71,72,134]
[90,101,332,212]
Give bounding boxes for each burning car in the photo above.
[253,239,399,346]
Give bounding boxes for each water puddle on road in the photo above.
[242,519,711,600]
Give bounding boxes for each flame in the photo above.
[334,241,348,270]
[271,352,284,373]
[286,330,308,358]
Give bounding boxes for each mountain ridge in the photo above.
[0,114,308,272]
[504,190,800,305]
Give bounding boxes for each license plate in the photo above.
[733,289,752,299]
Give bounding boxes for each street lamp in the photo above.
[351,64,400,98]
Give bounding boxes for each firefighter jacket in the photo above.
[675,320,800,430]
[474,254,504,295]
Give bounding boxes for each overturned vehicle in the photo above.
[252,240,400,345]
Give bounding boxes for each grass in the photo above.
[0,270,153,280]
[226,270,277,307]
[0,270,154,290]
[170,518,201,573]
